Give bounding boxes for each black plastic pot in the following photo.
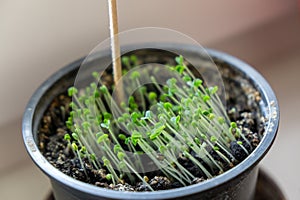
[22,44,279,200]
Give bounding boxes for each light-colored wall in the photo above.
[0,0,296,126]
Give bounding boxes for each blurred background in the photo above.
[1,0,300,199]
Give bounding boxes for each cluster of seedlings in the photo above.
[57,55,257,191]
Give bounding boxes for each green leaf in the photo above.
[218,117,225,125]
[193,79,203,87]
[131,131,142,140]
[121,56,130,67]
[82,121,91,130]
[69,102,76,109]
[175,115,180,124]
[131,139,138,146]
[64,134,71,141]
[202,95,210,102]
[167,78,177,87]
[84,99,90,106]
[96,115,102,125]
[150,125,165,140]
[117,152,125,160]
[172,105,182,112]
[72,132,79,141]
[100,85,108,94]
[194,137,201,145]
[114,144,122,153]
[122,113,130,120]
[100,122,109,129]
[118,134,126,141]
[159,94,168,102]
[90,82,97,89]
[159,145,167,153]
[171,115,180,125]
[150,132,161,140]
[66,119,73,129]
[97,134,108,143]
[148,92,157,101]
[90,153,96,161]
[202,110,210,116]
[175,65,185,74]
[80,146,87,154]
[122,69,128,75]
[105,174,112,181]
[213,146,220,151]
[117,116,125,123]
[163,102,173,110]
[69,111,75,118]
[68,87,78,96]
[230,122,237,128]
[168,87,177,96]
[209,86,218,95]
[74,127,82,134]
[175,55,184,65]
[183,75,192,82]
[94,90,100,98]
[92,71,99,79]
[200,133,207,140]
[131,131,142,146]
[130,71,140,80]
[210,136,217,143]
[208,113,215,120]
[191,121,197,127]
[103,112,112,120]
[76,109,82,116]
[130,55,138,65]
[128,96,135,104]
[124,137,130,145]
[119,161,126,169]
[145,110,152,119]
[235,129,241,138]
[140,86,147,94]
[71,142,78,151]
[131,112,140,123]
[102,156,110,166]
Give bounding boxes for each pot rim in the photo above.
[22,44,279,199]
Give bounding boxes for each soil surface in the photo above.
[38,60,265,191]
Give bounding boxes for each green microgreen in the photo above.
[64,55,252,190]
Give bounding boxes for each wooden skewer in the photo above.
[108,0,124,103]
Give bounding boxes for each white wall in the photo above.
[0,0,296,126]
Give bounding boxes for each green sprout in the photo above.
[64,55,253,191]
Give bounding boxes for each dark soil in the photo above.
[38,59,265,192]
